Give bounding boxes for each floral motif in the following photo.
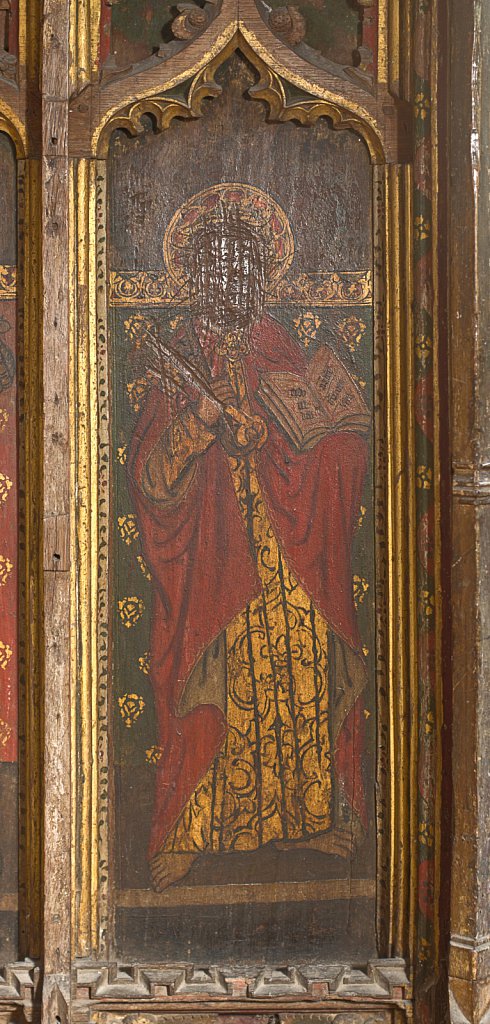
[419,821,434,847]
[415,92,430,120]
[293,311,321,347]
[425,710,435,736]
[420,589,435,617]
[118,596,145,628]
[415,215,430,241]
[0,472,12,504]
[0,554,13,586]
[117,514,139,545]
[0,717,12,747]
[0,266,16,297]
[138,651,150,675]
[123,313,154,347]
[110,269,373,309]
[146,745,163,765]
[268,5,306,45]
[0,639,13,669]
[416,334,432,364]
[127,376,150,413]
[171,4,212,41]
[0,408,8,431]
[118,693,145,728]
[358,505,367,528]
[353,574,369,607]
[117,445,127,465]
[338,314,367,352]
[417,465,432,490]
[136,554,152,581]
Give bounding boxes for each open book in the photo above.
[257,344,370,450]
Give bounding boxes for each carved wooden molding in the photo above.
[67,0,410,163]
[0,961,40,1023]
[73,959,411,1010]
[95,30,389,162]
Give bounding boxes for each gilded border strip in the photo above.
[71,158,101,958]
[95,159,111,956]
[109,269,373,308]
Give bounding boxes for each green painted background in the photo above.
[111,0,360,66]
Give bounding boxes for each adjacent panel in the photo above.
[0,131,18,963]
[106,54,378,964]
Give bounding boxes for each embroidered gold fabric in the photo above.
[164,353,332,852]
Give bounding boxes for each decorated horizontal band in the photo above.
[109,269,373,308]
[0,266,16,298]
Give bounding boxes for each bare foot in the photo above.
[150,851,198,892]
[275,827,355,859]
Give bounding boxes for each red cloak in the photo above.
[128,314,369,858]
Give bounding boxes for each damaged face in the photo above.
[189,217,268,330]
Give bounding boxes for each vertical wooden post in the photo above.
[449,0,490,1021]
[41,1,71,1020]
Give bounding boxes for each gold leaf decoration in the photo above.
[0,472,12,504]
[415,215,430,241]
[0,640,13,669]
[124,313,155,347]
[118,693,145,728]
[138,651,150,675]
[419,821,434,847]
[420,589,435,617]
[353,575,369,608]
[136,554,152,581]
[414,92,430,120]
[293,311,321,347]
[118,596,145,628]
[117,445,127,465]
[117,514,139,545]
[0,554,13,586]
[358,505,367,528]
[0,408,8,432]
[146,745,163,765]
[338,314,367,351]
[0,717,12,747]
[416,334,432,364]
[127,376,150,413]
[110,268,373,308]
[416,465,432,490]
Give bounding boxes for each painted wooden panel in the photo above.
[107,54,377,964]
[0,131,18,963]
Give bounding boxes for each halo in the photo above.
[163,182,294,289]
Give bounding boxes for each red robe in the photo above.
[128,314,369,859]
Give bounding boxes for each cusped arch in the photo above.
[95,29,392,164]
[0,100,26,158]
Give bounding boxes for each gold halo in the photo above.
[163,182,294,289]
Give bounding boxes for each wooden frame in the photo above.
[0,0,472,1021]
[67,4,433,1022]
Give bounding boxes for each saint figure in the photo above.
[128,184,370,891]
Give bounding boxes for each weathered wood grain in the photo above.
[40,1,71,1019]
[448,0,490,1021]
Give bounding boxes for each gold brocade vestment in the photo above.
[157,349,333,854]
